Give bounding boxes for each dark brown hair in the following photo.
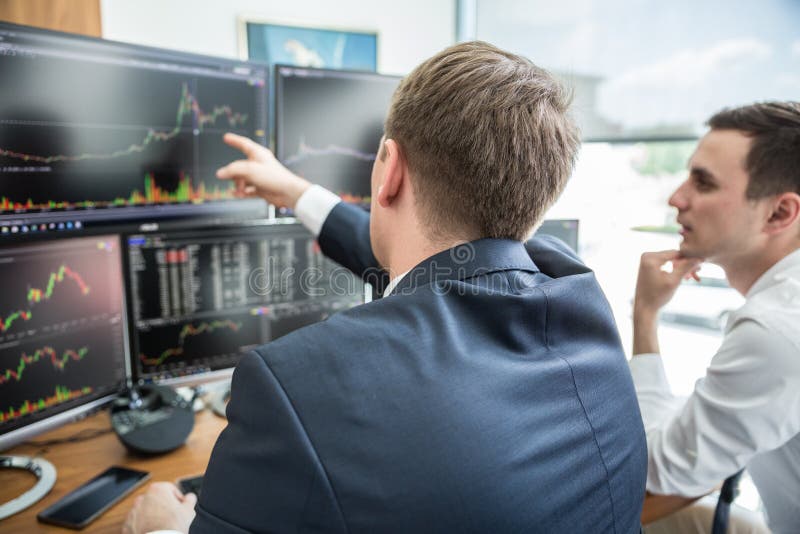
[384,41,580,242]
[707,102,800,199]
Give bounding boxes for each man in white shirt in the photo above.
[632,102,800,533]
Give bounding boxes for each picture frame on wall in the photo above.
[238,17,378,72]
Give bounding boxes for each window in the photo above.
[473,0,800,140]
[546,141,734,395]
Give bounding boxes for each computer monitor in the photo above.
[0,22,269,233]
[274,65,401,211]
[0,234,129,451]
[124,220,365,386]
[536,219,579,253]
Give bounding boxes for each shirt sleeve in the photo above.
[631,319,800,496]
[294,185,342,237]
[628,353,685,432]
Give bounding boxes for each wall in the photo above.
[0,0,101,37]
[100,0,456,75]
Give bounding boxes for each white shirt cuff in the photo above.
[629,353,670,391]
[293,185,342,237]
[629,353,680,432]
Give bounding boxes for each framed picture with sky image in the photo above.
[238,18,378,71]
[237,17,378,148]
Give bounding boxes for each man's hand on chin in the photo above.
[123,482,196,534]
[632,250,703,355]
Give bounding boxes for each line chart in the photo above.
[283,136,377,167]
[28,265,90,302]
[139,319,242,366]
[0,264,91,334]
[0,83,248,165]
[1,32,267,222]
[177,319,242,345]
[0,346,88,385]
[0,310,31,334]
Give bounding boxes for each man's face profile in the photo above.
[669,129,767,264]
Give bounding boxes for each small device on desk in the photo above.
[37,466,149,529]
[111,384,194,454]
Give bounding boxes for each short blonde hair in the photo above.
[385,41,580,241]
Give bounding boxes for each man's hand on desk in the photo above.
[122,482,196,534]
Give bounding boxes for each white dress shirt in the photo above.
[630,248,800,533]
[294,184,342,236]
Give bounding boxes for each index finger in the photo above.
[223,132,262,158]
[216,159,258,180]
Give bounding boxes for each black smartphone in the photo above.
[37,466,150,529]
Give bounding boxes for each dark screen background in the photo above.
[276,67,400,205]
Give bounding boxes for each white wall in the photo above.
[100,0,456,76]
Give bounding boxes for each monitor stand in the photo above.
[0,456,57,520]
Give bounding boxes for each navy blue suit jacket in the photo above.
[191,203,647,533]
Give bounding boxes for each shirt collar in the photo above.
[383,270,410,297]
[746,247,800,298]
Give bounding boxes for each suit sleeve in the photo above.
[189,352,348,534]
[317,202,389,294]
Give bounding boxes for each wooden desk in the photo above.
[0,409,227,533]
[641,492,702,524]
[2,409,697,530]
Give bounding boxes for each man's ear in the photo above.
[764,192,800,234]
[376,139,405,208]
